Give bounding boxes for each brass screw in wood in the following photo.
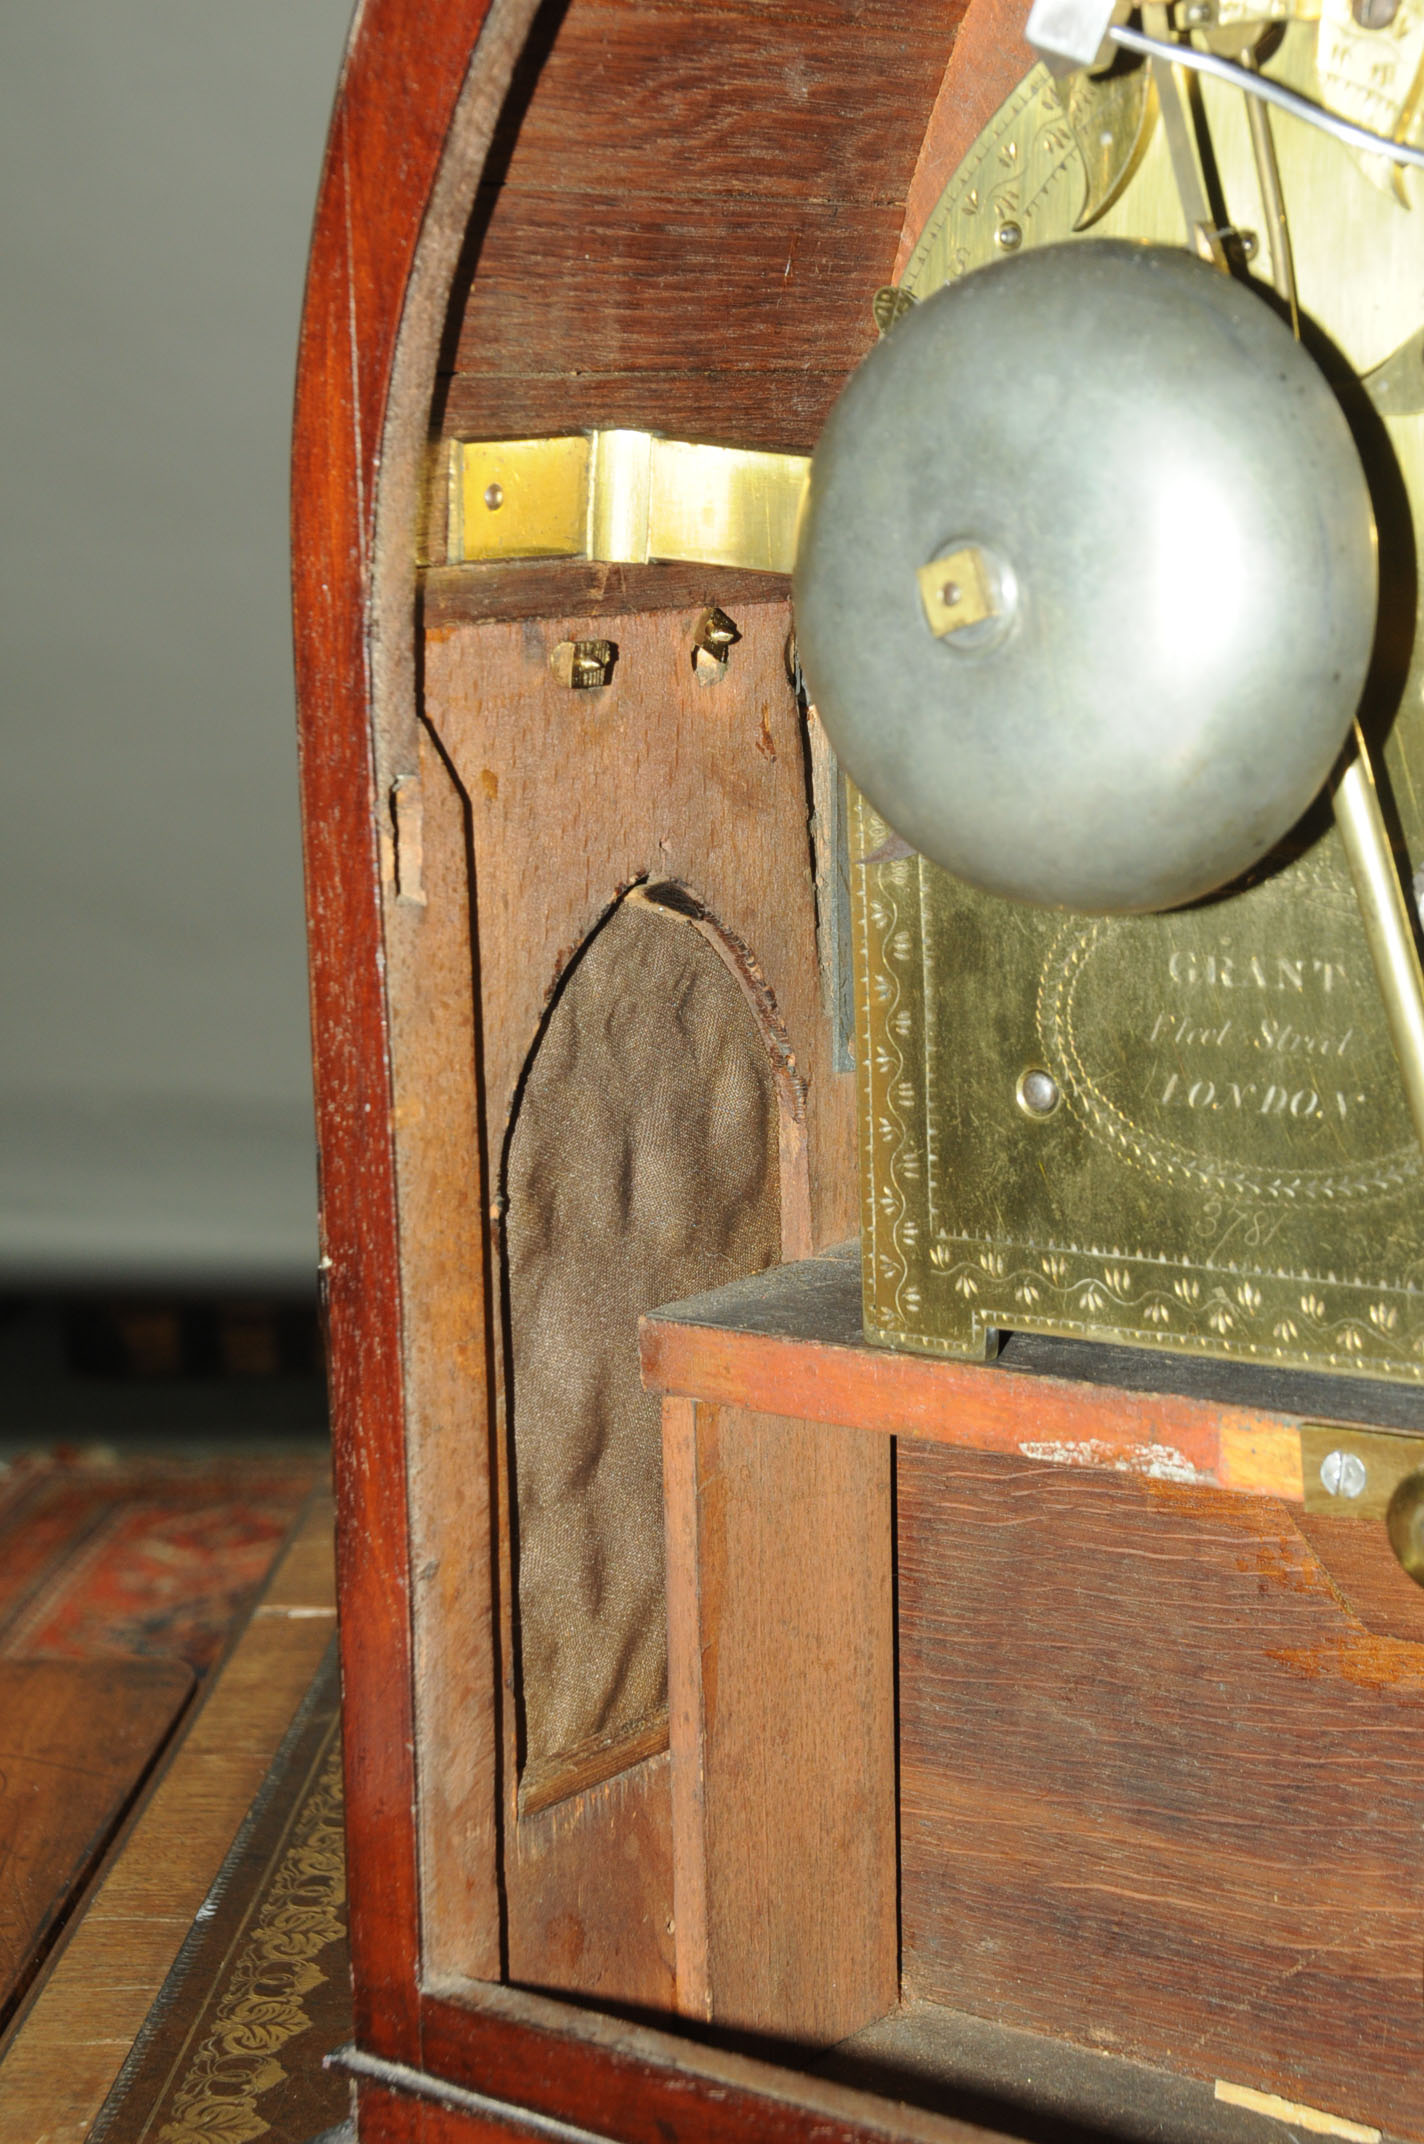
[549,638,616,690]
[692,606,741,682]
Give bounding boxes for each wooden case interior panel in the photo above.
[896,1440,1424,2140]
[417,597,859,1997]
[394,0,969,2006]
[424,0,967,557]
[395,0,966,2034]
[663,1398,896,2045]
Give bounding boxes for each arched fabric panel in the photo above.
[506,891,781,1802]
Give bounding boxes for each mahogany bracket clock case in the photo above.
[292,0,1424,2137]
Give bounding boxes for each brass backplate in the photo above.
[857,25,1424,1381]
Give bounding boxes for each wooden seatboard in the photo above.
[642,1243,1424,1500]
[0,1659,193,2033]
[643,1249,1290,1488]
[896,1441,1424,2141]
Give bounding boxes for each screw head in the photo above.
[484,482,504,511]
[996,222,1023,253]
[1017,1067,1061,1118]
[1320,1448,1368,1499]
[692,606,740,679]
[940,580,962,608]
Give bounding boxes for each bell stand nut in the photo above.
[916,544,1003,641]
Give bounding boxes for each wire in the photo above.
[1109,23,1424,170]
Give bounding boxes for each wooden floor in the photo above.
[0,1494,337,2144]
[0,1658,194,2037]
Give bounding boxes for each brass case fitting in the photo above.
[450,432,810,575]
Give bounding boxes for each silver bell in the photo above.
[793,241,1379,914]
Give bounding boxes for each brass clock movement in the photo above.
[447,0,1424,1385]
[843,2,1424,1382]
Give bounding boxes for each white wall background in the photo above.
[0,0,355,1288]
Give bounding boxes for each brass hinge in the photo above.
[446,430,810,574]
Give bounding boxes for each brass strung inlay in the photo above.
[856,19,1424,1381]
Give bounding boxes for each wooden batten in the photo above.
[664,1398,896,2042]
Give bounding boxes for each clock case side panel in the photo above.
[292,0,542,2060]
[293,0,976,2137]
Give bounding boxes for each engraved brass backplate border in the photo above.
[854,772,1424,1382]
